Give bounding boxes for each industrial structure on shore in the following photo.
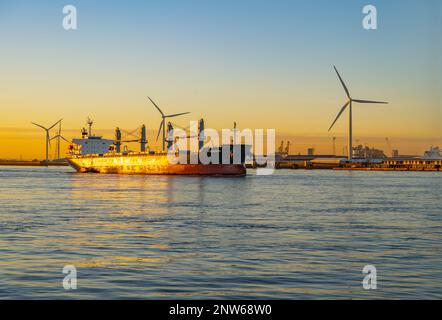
[256,145,441,171]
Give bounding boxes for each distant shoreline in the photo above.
[0,160,68,166]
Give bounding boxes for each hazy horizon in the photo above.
[0,126,439,160]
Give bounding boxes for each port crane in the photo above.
[385,137,393,157]
[285,141,291,154]
[278,141,284,154]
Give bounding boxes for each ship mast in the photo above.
[87,117,94,137]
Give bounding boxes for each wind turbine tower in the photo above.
[328,66,388,161]
[57,122,61,159]
[50,122,70,160]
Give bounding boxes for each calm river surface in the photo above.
[0,166,441,299]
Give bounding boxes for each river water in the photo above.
[0,166,440,299]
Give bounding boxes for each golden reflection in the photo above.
[75,256,167,268]
[68,173,173,214]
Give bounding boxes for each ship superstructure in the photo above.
[71,118,114,155]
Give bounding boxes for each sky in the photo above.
[0,0,441,159]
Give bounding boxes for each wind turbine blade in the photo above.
[353,99,388,104]
[170,122,190,131]
[31,122,47,130]
[48,119,63,131]
[148,97,164,116]
[334,66,351,99]
[156,121,164,141]
[166,112,190,118]
[59,135,70,143]
[49,135,58,141]
[328,101,350,132]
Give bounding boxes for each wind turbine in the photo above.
[148,97,190,151]
[50,121,70,160]
[328,66,388,161]
[31,119,62,166]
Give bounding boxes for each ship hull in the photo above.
[66,154,246,176]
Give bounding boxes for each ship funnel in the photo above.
[140,125,147,152]
[198,118,205,151]
[115,127,121,153]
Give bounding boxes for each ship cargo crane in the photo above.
[115,125,148,153]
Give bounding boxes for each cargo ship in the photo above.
[67,153,247,176]
[66,118,250,176]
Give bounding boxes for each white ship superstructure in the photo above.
[71,118,114,155]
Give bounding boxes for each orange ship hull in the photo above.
[66,153,246,176]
